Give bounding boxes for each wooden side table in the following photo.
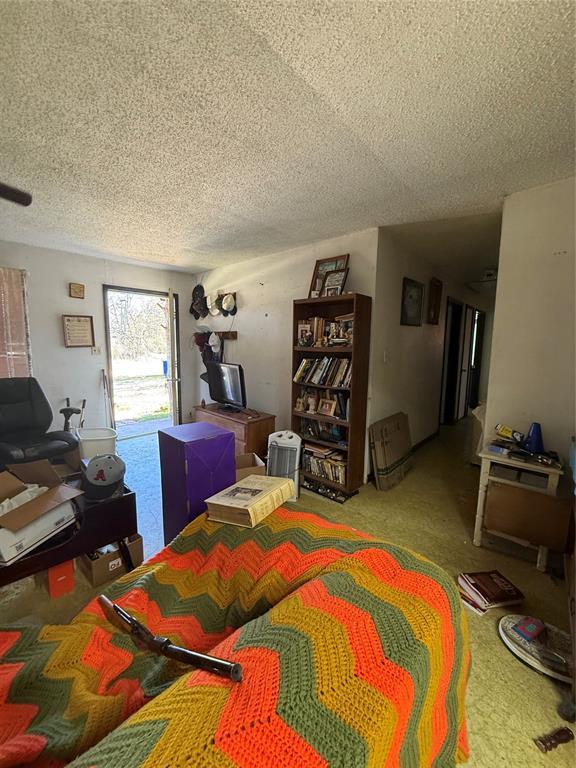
[194,404,276,459]
[474,448,564,571]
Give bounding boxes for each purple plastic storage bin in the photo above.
[158,422,235,544]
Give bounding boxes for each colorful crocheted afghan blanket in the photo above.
[0,508,469,767]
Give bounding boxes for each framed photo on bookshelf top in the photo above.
[321,268,348,297]
[308,254,349,298]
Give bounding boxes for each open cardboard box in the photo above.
[0,460,82,564]
[235,453,265,482]
[79,534,144,587]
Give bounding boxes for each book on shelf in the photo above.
[293,357,351,388]
[205,475,295,528]
[303,442,347,485]
[457,570,524,611]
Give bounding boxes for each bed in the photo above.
[0,507,469,767]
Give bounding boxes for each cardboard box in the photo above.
[80,534,144,587]
[0,460,82,564]
[235,453,265,482]
[369,413,412,490]
[485,482,572,552]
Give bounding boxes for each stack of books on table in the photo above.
[457,570,524,616]
[303,442,346,485]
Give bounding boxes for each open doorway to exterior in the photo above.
[440,299,485,425]
[103,286,181,439]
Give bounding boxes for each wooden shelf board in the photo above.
[292,382,350,391]
[293,346,352,353]
[301,470,347,491]
[294,294,356,306]
[293,410,348,426]
[299,435,349,452]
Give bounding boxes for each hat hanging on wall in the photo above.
[221,293,237,316]
[208,332,222,356]
[206,292,220,316]
[189,284,208,319]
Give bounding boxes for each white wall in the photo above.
[372,229,495,445]
[0,241,196,429]
[485,178,575,460]
[190,229,379,431]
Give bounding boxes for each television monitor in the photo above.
[206,362,246,410]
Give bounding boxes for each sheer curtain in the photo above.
[0,267,32,377]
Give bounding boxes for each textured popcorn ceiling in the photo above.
[0,1,573,271]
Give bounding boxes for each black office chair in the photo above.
[0,377,79,467]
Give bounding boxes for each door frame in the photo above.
[439,298,486,426]
[456,304,475,420]
[439,297,464,426]
[468,308,486,410]
[102,285,182,431]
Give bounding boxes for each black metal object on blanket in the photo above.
[98,595,243,682]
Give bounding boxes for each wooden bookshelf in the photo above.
[291,293,371,494]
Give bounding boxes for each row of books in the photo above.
[303,443,347,485]
[299,418,347,447]
[293,357,352,388]
[458,570,524,616]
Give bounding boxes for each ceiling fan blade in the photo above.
[0,182,32,206]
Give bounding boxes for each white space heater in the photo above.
[267,430,301,501]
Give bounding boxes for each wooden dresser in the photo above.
[194,404,275,459]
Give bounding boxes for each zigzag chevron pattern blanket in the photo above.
[0,508,469,767]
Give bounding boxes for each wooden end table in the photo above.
[474,448,564,571]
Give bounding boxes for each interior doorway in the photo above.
[440,299,485,425]
[103,286,181,438]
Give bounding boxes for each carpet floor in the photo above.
[1,418,573,767]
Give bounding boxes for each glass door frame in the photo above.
[102,285,182,432]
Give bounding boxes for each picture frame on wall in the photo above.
[400,278,424,326]
[62,314,95,347]
[320,268,348,297]
[308,254,349,298]
[68,282,85,299]
[426,277,443,324]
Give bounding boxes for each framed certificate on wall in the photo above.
[62,315,95,347]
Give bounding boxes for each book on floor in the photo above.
[457,570,524,610]
[458,589,488,616]
[205,475,295,528]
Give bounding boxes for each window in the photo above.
[0,267,32,377]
